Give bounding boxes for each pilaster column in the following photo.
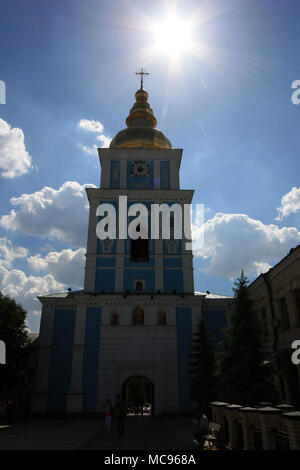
[115,240,124,292]
[66,302,87,413]
[182,254,194,293]
[120,159,127,189]
[155,239,163,292]
[84,198,98,293]
[153,160,160,189]
[170,159,179,189]
[31,304,55,412]
[84,254,96,293]
[257,407,282,449]
[100,158,110,188]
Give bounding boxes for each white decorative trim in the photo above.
[66,303,87,413]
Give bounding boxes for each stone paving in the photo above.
[0,416,199,450]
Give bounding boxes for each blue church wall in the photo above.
[160,161,170,189]
[82,306,102,412]
[163,258,182,268]
[47,309,76,413]
[124,268,155,292]
[176,307,193,412]
[202,308,228,349]
[164,269,183,293]
[110,160,120,189]
[127,161,153,189]
[124,256,155,268]
[96,257,116,267]
[95,268,115,293]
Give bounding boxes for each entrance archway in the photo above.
[122,375,154,416]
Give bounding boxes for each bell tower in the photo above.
[32,72,232,417]
[84,77,194,296]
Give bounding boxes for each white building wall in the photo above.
[96,324,179,415]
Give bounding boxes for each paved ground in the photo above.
[0,416,199,450]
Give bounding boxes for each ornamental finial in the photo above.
[135,68,149,90]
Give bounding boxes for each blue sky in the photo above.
[1,0,300,332]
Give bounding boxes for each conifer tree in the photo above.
[189,316,215,415]
[217,271,274,405]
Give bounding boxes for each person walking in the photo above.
[114,395,126,437]
[103,398,113,436]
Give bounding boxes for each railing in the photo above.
[210,401,300,450]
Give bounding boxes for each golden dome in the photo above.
[109,88,172,149]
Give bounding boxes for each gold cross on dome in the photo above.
[135,68,149,90]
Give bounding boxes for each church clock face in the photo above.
[130,161,150,178]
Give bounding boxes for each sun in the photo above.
[151,13,193,61]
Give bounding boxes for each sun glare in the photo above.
[152,14,193,60]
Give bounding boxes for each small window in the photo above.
[135,280,144,291]
[111,310,119,326]
[157,310,167,325]
[133,307,144,325]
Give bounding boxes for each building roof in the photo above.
[38,289,232,300]
[248,243,300,289]
[195,291,233,299]
[38,290,84,299]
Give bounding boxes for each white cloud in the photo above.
[78,119,104,133]
[0,118,32,178]
[276,187,300,220]
[252,261,272,273]
[0,263,65,332]
[78,144,97,155]
[0,239,82,332]
[96,134,112,148]
[78,118,111,149]
[194,212,300,279]
[28,247,85,287]
[0,181,95,248]
[0,237,28,268]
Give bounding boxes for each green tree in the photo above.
[217,271,274,405]
[189,316,215,415]
[0,292,30,395]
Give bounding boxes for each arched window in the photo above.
[111,310,119,326]
[135,280,144,291]
[157,310,167,325]
[133,307,144,325]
